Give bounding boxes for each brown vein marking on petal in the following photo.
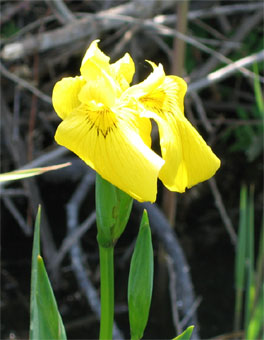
[140,88,166,108]
[81,104,118,138]
[139,86,182,121]
[140,89,173,118]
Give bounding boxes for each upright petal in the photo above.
[110,53,135,91]
[125,62,165,99]
[52,76,85,119]
[54,104,164,202]
[78,77,116,107]
[80,40,118,103]
[81,40,110,72]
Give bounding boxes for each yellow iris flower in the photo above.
[53,40,220,202]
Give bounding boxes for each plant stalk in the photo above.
[99,245,114,340]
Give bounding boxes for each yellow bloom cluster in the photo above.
[53,40,220,202]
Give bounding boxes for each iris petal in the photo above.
[52,76,85,119]
[160,116,221,190]
[138,73,220,191]
[110,53,135,91]
[81,40,110,75]
[80,41,118,103]
[124,62,165,99]
[54,105,164,202]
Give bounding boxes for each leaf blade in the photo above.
[128,210,153,340]
[0,162,71,182]
[30,207,67,340]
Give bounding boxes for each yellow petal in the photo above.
[125,62,165,100]
[52,76,85,119]
[138,74,220,191]
[81,40,110,73]
[54,104,164,202]
[80,40,119,104]
[160,117,220,191]
[78,78,116,107]
[110,53,135,91]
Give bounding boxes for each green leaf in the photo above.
[0,162,71,182]
[30,206,41,340]
[244,186,255,337]
[96,173,133,247]
[235,185,248,290]
[253,63,264,116]
[36,256,67,339]
[247,281,264,340]
[234,185,248,331]
[30,206,67,340]
[128,210,153,340]
[172,326,194,340]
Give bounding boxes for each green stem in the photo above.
[99,245,114,340]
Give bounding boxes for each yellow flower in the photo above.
[53,40,220,202]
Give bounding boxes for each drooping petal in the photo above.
[160,116,221,190]
[138,74,220,191]
[110,53,135,91]
[54,104,164,202]
[52,76,86,119]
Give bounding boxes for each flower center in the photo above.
[81,104,118,138]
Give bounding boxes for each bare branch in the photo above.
[188,50,264,93]
[0,62,52,105]
[193,11,263,79]
[2,196,31,235]
[45,0,75,25]
[208,178,237,246]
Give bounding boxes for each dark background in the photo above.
[1,1,263,339]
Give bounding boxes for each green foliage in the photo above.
[30,206,67,340]
[234,185,264,339]
[96,173,133,247]
[128,210,154,340]
[172,326,194,340]
[1,20,19,38]
[253,63,264,116]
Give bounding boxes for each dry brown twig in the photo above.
[155,2,263,26]
[2,2,261,73]
[188,50,264,93]
[45,0,75,24]
[209,178,237,245]
[51,211,96,272]
[1,0,176,60]
[145,20,262,83]
[192,10,263,79]
[2,196,31,236]
[0,62,52,104]
[189,92,214,133]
